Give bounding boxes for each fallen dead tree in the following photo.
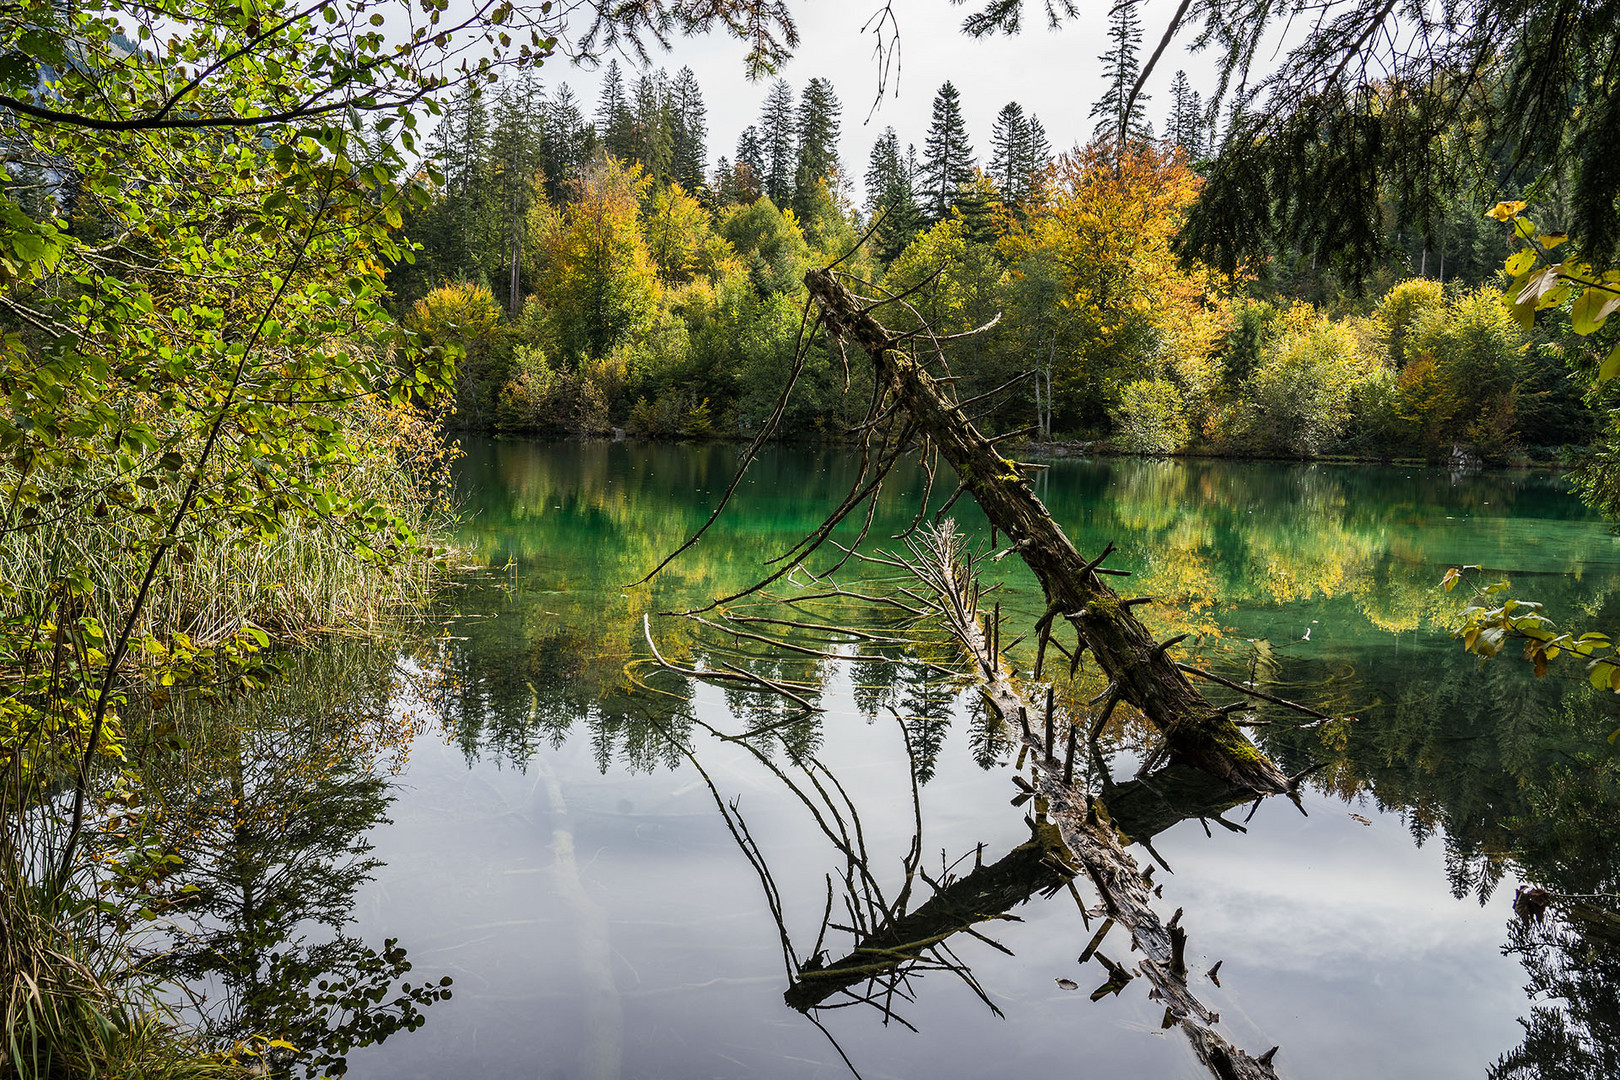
[804,267,1298,795]
[895,520,1284,1080]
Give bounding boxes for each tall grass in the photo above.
[0,400,455,653]
[1,871,241,1080]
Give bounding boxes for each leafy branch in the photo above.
[1489,201,1620,378]
[1445,566,1620,731]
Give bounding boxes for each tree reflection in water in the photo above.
[417,444,1620,1078]
[108,639,452,1077]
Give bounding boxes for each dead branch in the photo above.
[804,267,1291,794]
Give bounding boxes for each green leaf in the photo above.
[1571,285,1620,335]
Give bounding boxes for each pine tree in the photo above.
[1166,70,1205,157]
[921,81,975,222]
[597,59,635,161]
[539,83,590,201]
[794,77,842,194]
[757,78,796,205]
[990,102,1029,200]
[669,66,709,193]
[1090,2,1152,148]
[865,128,922,262]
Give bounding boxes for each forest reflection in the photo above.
[98,640,450,1077]
[408,441,1620,1078]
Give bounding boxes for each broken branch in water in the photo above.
[891,520,1284,1080]
[641,614,823,713]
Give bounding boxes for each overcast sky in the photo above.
[536,0,1228,205]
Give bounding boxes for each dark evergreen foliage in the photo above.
[758,78,796,204]
[921,81,975,222]
[669,66,709,192]
[1090,1,1151,146]
[865,127,923,261]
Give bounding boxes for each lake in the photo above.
[155,440,1620,1080]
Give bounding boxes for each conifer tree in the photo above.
[631,69,673,182]
[1166,70,1204,157]
[711,154,736,204]
[597,59,635,161]
[539,84,590,201]
[1025,114,1052,182]
[1090,2,1152,147]
[990,101,1029,200]
[488,76,544,310]
[736,125,764,179]
[921,81,975,222]
[794,77,842,189]
[669,66,709,193]
[757,78,797,204]
[865,128,922,262]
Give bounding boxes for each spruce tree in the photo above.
[865,129,922,262]
[757,78,796,205]
[669,66,709,193]
[631,69,673,182]
[1025,115,1052,180]
[597,59,634,161]
[711,154,736,204]
[735,125,765,203]
[794,77,842,189]
[1090,2,1152,147]
[488,76,544,310]
[921,81,975,222]
[1166,70,1204,157]
[990,101,1029,200]
[539,83,590,201]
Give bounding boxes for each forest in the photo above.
[3,0,1620,1078]
[388,14,1611,467]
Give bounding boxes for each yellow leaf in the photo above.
[1488,201,1527,222]
[1572,286,1620,335]
[1503,250,1536,276]
[1600,341,1620,383]
[1539,233,1569,249]
[1515,266,1559,307]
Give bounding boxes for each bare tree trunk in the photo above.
[893,520,1282,1080]
[805,268,1292,794]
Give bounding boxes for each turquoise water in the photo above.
[159,441,1620,1079]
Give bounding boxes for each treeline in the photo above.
[391,57,1606,460]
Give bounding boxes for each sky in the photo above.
[530,0,1229,205]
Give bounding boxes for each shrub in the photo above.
[405,282,508,429]
[1110,379,1190,455]
[1237,306,1378,456]
[1376,277,1445,368]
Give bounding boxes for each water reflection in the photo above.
[111,640,449,1076]
[416,441,1620,1077]
[127,441,1620,1078]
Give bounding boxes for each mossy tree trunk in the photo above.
[805,268,1290,794]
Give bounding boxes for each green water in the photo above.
[150,440,1620,1079]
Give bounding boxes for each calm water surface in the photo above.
[177,441,1620,1079]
